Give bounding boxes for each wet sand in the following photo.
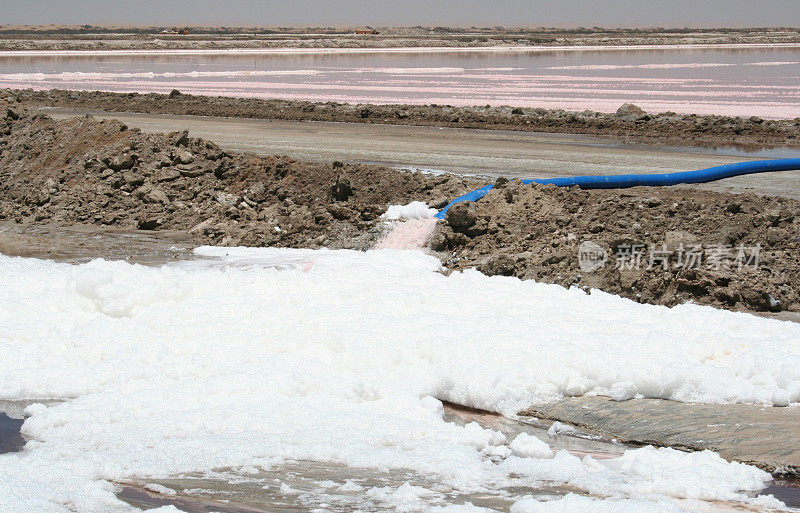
[0,222,195,265]
[44,109,800,200]
[521,397,800,475]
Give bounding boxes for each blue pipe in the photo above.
[434,158,800,219]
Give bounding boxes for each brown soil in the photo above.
[2,91,799,314]
[432,179,800,313]
[0,93,476,250]
[16,89,800,150]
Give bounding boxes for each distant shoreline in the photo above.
[1,27,798,52]
[3,42,800,57]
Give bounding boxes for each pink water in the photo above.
[1,46,799,118]
[375,219,438,250]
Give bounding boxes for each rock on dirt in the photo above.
[616,103,647,119]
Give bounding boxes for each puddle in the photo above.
[118,461,579,513]
[0,412,25,455]
[0,399,64,455]
[115,404,799,512]
[114,404,625,513]
[762,479,800,509]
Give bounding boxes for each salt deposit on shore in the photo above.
[1,247,797,511]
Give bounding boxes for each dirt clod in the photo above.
[433,181,800,313]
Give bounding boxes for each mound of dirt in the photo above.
[15,89,800,150]
[3,90,800,314]
[0,93,476,250]
[432,179,800,313]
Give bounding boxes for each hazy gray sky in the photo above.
[4,0,800,28]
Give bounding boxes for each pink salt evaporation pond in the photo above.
[1,45,799,118]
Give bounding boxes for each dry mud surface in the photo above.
[2,92,800,314]
[16,89,800,150]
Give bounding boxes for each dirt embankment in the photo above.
[17,89,800,150]
[2,27,798,51]
[3,91,800,314]
[432,180,800,313]
[0,93,475,250]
